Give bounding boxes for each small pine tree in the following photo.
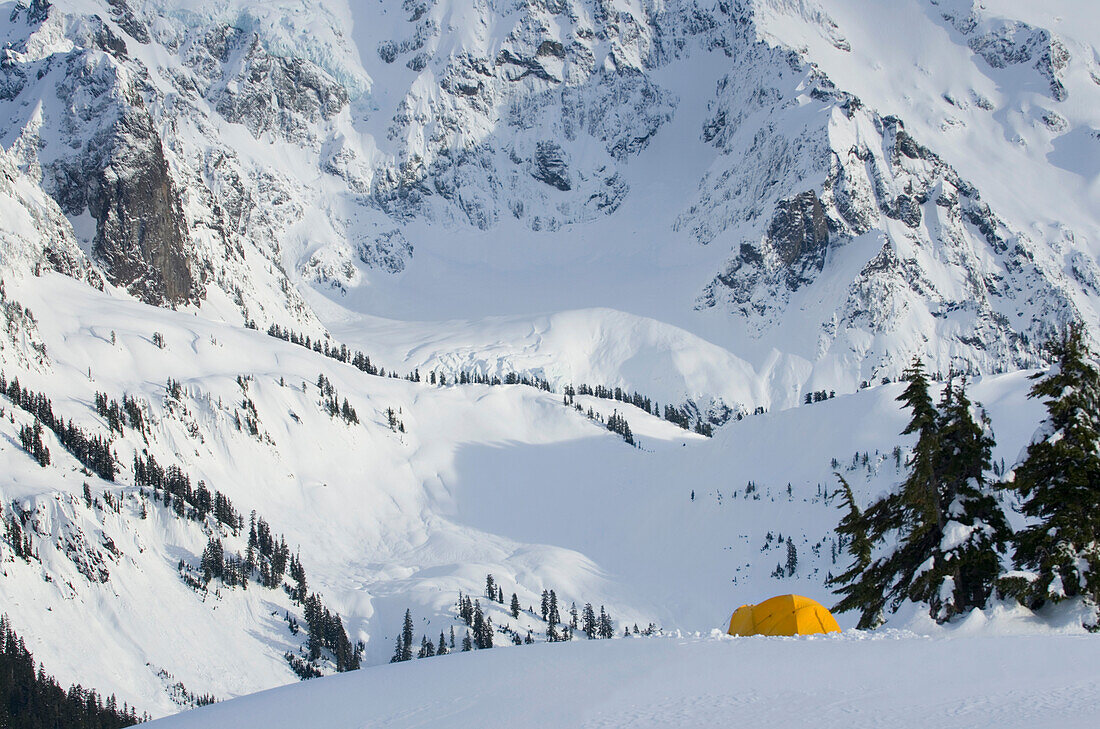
[510,593,521,619]
[401,609,415,661]
[485,573,496,600]
[548,590,560,626]
[828,474,879,614]
[582,603,596,638]
[912,378,1009,621]
[597,606,613,638]
[1001,324,1100,617]
[785,537,798,576]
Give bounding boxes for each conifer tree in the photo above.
[437,631,448,656]
[510,593,521,619]
[785,537,798,576]
[913,378,1009,620]
[472,601,486,647]
[1002,325,1100,616]
[485,574,496,600]
[597,606,613,638]
[418,634,434,658]
[582,603,596,638]
[828,475,879,612]
[401,609,414,661]
[830,360,1008,626]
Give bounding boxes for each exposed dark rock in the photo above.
[532,141,571,191]
[962,202,1008,253]
[0,57,26,100]
[87,107,200,307]
[585,173,627,213]
[25,0,51,25]
[357,229,413,273]
[966,22,1069,101]
[91,23,128,58]
[378,40,398,64]
[895,130,924,159]
[107,0,150,44]
[202,24,241,63]
[214,36,349,140]
[767,191,829,268]
[497,48,558,82]
[887,194,922,228]
[537,39,565,58]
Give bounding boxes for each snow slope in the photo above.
[0,268,1059,716]
[150,632,1100,729]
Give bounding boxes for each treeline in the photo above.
[271,323,696,441]
[94,392,146,437]
[268,324,548,393]
[2,502,34,562]
[392,573,643,664]
[316,374,358,424]
[133,451,240,529]
[301,594,362,673]
[564,384,714,436]
[0,615,148,728]
[567,402,637,447]
[135,450,362,676]
[267,324,382,376]
[605,411,635,446]
[831,325,1100,627]
[803,389,836,405]
[1,372,116,480]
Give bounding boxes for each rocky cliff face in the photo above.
[1,0,1098,394]
[87,104,199,306]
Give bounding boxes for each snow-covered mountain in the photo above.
[1,0,1098,719]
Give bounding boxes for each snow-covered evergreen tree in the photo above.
[832,361,1008,626]
[911,379,1009,621]
[1001,325,1100,620]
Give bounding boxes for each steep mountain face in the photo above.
[0,0,1098,720]
[4,0,1097,402]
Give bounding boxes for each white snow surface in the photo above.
[150,631,1100,729]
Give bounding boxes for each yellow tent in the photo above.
[727,594,841,637]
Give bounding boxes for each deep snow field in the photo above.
[149,630,1100,729]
